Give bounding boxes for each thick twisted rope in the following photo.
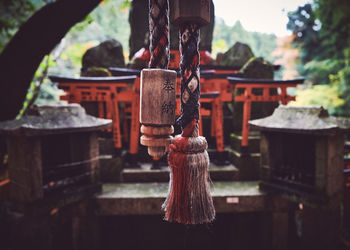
[163,22,215,224]
[149,0,170,69]
[177,23,200,136]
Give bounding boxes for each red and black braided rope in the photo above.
[149,0,170,69]
[177,23,200,132]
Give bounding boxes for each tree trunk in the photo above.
[0,0,101,121]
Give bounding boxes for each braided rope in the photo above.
[177,23,200,136]
[149,0,170,69]
[162,18,215,224]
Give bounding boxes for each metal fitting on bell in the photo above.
[170,0,210,26]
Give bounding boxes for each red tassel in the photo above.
[162,120,215,224]
[165,136,190,224]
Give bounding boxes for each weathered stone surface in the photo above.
[227,148,260,181]
[95,181,290,215]
[98,138,115,155]
[250,105,350,133]
[221,42,254,68]
[228,131,261,180]
[100,155,123,183]
[0,104,111,136]
[2,105,105,202]
[81,39,125,76]
[240,57,274,79]
[121,163,239,182]
[7,136,43,202]
[230,131,261,153]
[82,67,112,77]
[255,106,346,207]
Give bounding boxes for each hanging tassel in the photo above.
[162,120,215,224]
[142,0,215,224]
[162,21,215,224]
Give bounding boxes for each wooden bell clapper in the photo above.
[162,0,215,224]
[140,0,176,160]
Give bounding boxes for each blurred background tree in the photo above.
[0,0,43,50]
[287,0,350,117]
[213,18,277,62]
[50,0,131,76]
[0,0,101,121]
[2,0,350,118]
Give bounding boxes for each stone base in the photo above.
[230,131,261,153]
[0,209,73,250]
[0,183,101,249]
[5,184,101,216]
[228,148,260,180]
[227,130,261,180]
[92,181,289,216]
[121,163,239,183]
[99,155,123,183]
[98,137,115,155]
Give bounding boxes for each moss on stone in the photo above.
[240,57,274,79]
[221,42,254,68]
[82,67,112,77]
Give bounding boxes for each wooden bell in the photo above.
[140,68,177,159]
[170,0,210,26]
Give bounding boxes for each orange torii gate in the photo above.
[109,67,227,154]
[227,77,305,147]
[51,67,297,160]
[50,75,140,155]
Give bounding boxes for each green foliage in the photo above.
[315,0,350,60]
[333,67,350,116]
[292,66,350,116]
[287,4,320,63]
[49,0,131,76]
[17,54,64,118]
[34,81,65,105]
[89,0,130,54]
[302,59,343,84]
[83,66,111,77]
[69,14,94,33]
[213,18,277,62]
[288,1,350,117]
[211,39,228,57]
[1,0,131,116]
[59,41,99,74]
[291,82,344,115]
[0,0,34,50]
[0,0,49,51]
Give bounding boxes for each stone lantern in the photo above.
[250,105,350,206]
[0,104,111,203]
